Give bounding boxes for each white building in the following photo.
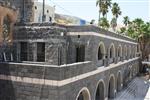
[33,2,55,23]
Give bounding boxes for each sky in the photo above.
[38,0,150,24]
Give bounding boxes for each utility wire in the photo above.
[49,0,73,15]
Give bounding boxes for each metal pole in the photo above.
[42,0,45,22]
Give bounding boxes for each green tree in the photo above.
[123,16,130,27]
[110,17,117,31]
[96,0,112,27]
[101,0,112,18]
[126,18,150,59]
[111,3,121,30]
[99,17,110,29]
[119,27,126,34]
[96,0,103,22]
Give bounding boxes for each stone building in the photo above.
[0,22,141,100]
[0,0,141,100]
[9,0,55,23]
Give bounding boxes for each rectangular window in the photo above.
[76,45,85,62]
[37,42,45,62]
[20,42,28,61]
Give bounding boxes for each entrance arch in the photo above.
[108,75,116,99]
[117,71,122,92]
[76,87,91,100]
[95,80,105,100]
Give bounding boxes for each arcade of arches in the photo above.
[76,66,138,100]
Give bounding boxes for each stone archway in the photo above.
[117,71,122,92]
[95,80,105,100]
[108,75,115,99]
[108,43,116,64]
[117,45,122,61]
[98,42,106,60]
[76,87,91,100]
[124,45,127,60]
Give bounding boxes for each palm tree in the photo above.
[123,16,130,27]
[111,3,121,30]
[126,18,150,59]
[99,17,110,29]
[111,3,121,18]
[110,17,117,31]
[96,0,112,27]
[96,0,102,22]
[101,0,112,18]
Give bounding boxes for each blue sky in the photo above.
[38,0,150,24]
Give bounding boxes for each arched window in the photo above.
[98,42,105,60]
[117,45,122,57]
[109,43,115,59]
[124,45,127,59]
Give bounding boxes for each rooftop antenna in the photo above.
[42,0,46,22]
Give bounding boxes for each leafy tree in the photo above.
[99,17,110,29]
[96,0,103,22]
[119,27,126,34]
[96,0,112,27]
[123,16,130,27]
[110,17,117,31]
[111,2,121,30]
[111,3,121,18]
[125,18,150,59]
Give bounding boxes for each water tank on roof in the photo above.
[80,19,86,25]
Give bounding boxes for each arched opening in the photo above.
[76,88,91,100]
[109,43,115,63]
[128,46,131,59]
[108,75,115,99]
[129,66,132,80]
[117,72,122,92]
[124,45,127,59]
[95,81,105,100]
[117,45,122,61]
[98,42,105,60]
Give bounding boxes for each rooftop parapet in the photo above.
[14,23,137,43]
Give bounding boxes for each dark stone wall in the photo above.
[0,58,139,100]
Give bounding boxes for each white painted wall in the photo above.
[33,2,55,23]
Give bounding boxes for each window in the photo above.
[37,43,45,62]
[35,6,37,10]
[110,46,113,58]
[20,42,28,61]
[76,46,85,62]
[98,44,105,60]
[118,46,121,57]
[98,46,103,60]
[47,10,49,13]
[49,17,52,22]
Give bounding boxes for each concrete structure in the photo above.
[0,23,141,100]
[9,0,55,23]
